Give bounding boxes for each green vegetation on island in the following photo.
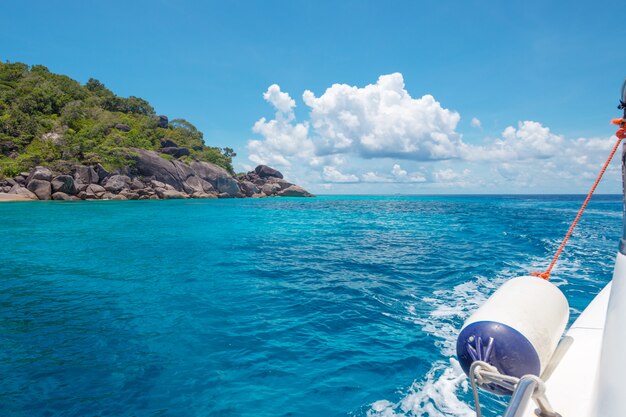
[0,61,235,177]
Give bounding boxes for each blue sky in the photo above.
[2,0,626,193]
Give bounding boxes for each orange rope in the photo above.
[531,127,626,280]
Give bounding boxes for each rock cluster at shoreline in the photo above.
[0,149,313,201]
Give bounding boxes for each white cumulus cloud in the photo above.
[360,164,426,183]
[391,164,426,182]
[263,84,296,116]
[322,166,359,183]
[248,85,315,169]
[244,74,622,194]
[434,168,471,184]
[362,171,393,183]
[466,121,564,161]
[392,164,407,177]
[248,73,465,172]
[302,73,464,160]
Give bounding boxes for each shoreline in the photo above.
[0,157,313,202]
[0,193,37,202]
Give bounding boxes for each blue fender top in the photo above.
[456,321,541,395]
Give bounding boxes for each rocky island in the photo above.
[0,159,312,202]
[0,61,312,201]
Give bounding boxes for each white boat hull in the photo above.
[523,251,626,417]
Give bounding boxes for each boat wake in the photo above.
[366,275,511,417]
[368,358,474,417]
[366,233,607,417]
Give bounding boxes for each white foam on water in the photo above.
[367,274,505,417]
[551,207,622,219]
[418,276,497,357]
[367,358,475,417]
[366,221,612,417]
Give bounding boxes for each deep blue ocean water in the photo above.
[0,195,621,417]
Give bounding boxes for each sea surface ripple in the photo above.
[0,195,620,417]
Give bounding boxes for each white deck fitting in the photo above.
[523,283,612,417]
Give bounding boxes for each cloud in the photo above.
[391,164,407,177]
[434,168,471,185]
[466,121,564,161]
[248,73,465,172]
[302,73,463,160]
[322,166,359,183]
[501,121,564,159]
[263,84,296,116]
[245,73,621,194]
[248,85,315,168]
[362,171,393,183]
[485,132,621,192]
[391,164,427,182]
[359,164,427,183]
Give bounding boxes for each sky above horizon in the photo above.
[2,0,626,194]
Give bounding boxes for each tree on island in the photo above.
[0,61,235,177]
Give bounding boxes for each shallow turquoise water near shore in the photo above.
[0,195,620,417]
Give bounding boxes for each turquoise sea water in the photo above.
[0,195,621,417]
